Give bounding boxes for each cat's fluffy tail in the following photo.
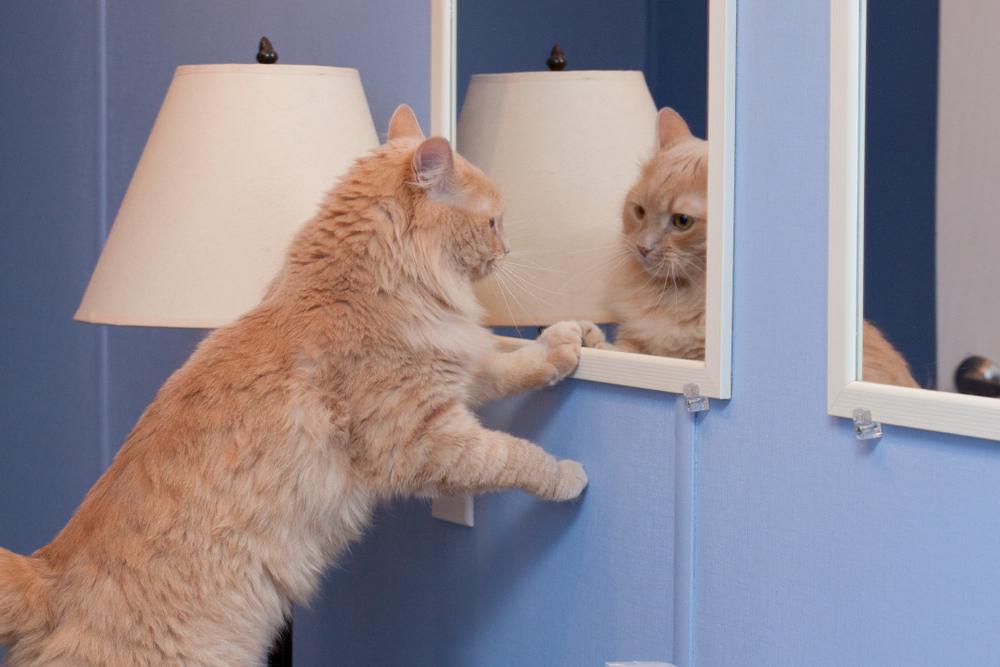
[0,547,49,646]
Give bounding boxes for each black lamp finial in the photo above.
[256,36,278,64]
[546,43,566,71]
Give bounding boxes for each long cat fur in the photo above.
[0,104,588,666]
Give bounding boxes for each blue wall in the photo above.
[295,385,683,666]
[0,0,104,556]
[863,1,939,388]
[6,2,1000,666]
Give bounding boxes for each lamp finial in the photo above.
[546,43,566,71]
[256,36,278,64]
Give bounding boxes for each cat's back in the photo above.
[862,320,919,387]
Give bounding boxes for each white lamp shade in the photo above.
[457,71,657,326]
[76,64,378,327]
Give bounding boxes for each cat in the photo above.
[580,108,919,389]
[581,107,707,359]
[0,104,588,667]
[862,320,919,387]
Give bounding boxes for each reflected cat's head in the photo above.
[621,108,707,288]
[385,104,508,280]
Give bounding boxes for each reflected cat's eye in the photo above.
[672,214,693,230]
[633,204,646,220]
[489,217,496,229]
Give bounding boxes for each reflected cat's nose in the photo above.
[637,245,652,257]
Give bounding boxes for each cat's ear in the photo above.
[388,104,426,141]
[412,137,456,199]
[657,107,692,149]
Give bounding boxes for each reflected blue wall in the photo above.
[864,1,939,387]
[458,0,708,138]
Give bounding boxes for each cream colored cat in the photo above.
[0,105,588,667]
[582,107,707,359]
[863,321,919,387]
[582,108,919,388]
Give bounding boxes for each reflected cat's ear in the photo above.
[657,107,692,149]
[412,136,456,199]
[388,104,426,141]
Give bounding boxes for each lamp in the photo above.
[457,69,657,326]
[76,62,378,327]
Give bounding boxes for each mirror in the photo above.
[828,0,1000,441]
[436,0,734,397]
[862,1,999,399]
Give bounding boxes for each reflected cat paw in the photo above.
[578,320,608,348]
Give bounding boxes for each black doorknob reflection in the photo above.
[955,355,1000,398]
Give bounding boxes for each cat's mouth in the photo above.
[638,255,695,288]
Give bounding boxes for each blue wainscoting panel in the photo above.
[296,381,679,666]
[693,2,1000,666]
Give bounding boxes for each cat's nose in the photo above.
[637,245,652,257]
[502,241,510,255]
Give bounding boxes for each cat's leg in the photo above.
[469,320,583,406]
[578,321,642,353]
[406,405,587,501]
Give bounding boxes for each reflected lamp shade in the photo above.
[76,64,378,327]
[457,71,657,326]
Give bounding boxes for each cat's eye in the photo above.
[489,217,496,229]
[672,214,694,231]
[632,203,646,220]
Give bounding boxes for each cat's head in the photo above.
[621,108,707,288]
[387,105,508,281]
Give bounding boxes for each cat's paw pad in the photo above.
[549,459,588,501]
[578,320,607,348]
[538,320,583,382]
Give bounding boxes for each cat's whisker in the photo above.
[497,266,558,305]
[491,271,523,337]
[496,270,540,322]
[501,260,566,274]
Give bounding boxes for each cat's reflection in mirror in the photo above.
[582,108,706,359]
[862,321,918,387]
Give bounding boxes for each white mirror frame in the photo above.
[431,0,736,398]
[828,0,1000,441]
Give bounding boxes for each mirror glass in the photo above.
[862,0,1000,397]
[455,1,710,361]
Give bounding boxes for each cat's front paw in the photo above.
[578,320,608,348]
[538,320,583,384]
[547,459,588,501]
